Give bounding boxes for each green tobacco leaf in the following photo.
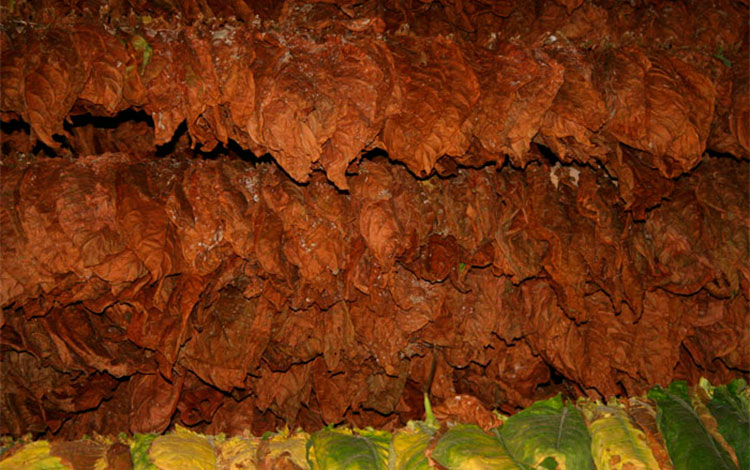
[501,394,595,470]
[431,424,531,470]
[131,434,158,470]
[705,379,750,470]
[649,381,736,470]
[580,400,661,470]
[307,428,390,470]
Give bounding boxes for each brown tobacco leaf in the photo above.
[125,275,204,376]
[605,146,676,221]
[204,396,258,437]
[454,337,550,412]
[176,372,225,426]
[466,42,564,167]
[265,306,326,368]
[364,362,410,415]
[128,371,185,434]
[708,56,746,157]
[359,199,402,270]
[106,442,134,470]
[602,48,717,177]
[181,288,273,391]
[1,5,746,184]
[555,0,583,13]
[1,153,748,438]
[180,29,225,149]
[208,25,256,147]
[556,3,609,45]
[250,361,314,424]
[538,47,609,165]
[405,235,459,283]
[37,306,145,378]
[642,158,749,297]
[433,394,502,431]
[137,28,221,146]
[115,162,181,282]
[73,25,137,114]
[0,0,749,442]
[693,296,750,373]
[261,174,348,290]
[515,282,680,398]
[0,351,67,435]
[312,358,374,424]
[50,439,108,470]
[247,33,397,187]
[316,39,399,189]
[729,55,750,153]
[0,33,27,118]
[23,37,80,147]
[382,35,480,177]
[0,163,36,306]
[321,302,356,372]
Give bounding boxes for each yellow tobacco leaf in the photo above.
[264,430,310,469]
[215,436,258,470]
[581,401,661,470]
[0,441,69,470]
[149,426,216,470]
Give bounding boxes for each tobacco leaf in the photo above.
[467,43,564,167]
[128,372,185,434]
[181,287,273,391]
[602,49,716,177]
[432,424,530,470]
[537,47,609,164]
[0,143,747,439]
[579,400,661,470]
[382,35,480,177]
[49,439,108,470]
[648,381,736,470]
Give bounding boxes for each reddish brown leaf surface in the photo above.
[433,395,502,431]
[0,0,748,439]
[1,151,746,437]
[50,440,108,470]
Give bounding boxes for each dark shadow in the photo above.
[155,120,187,157]
[0,118,30,135]
[535,142,560,166]
[67,109,153,129]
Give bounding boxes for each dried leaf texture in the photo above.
[0,0,748,440]
[1,152,747,438]
[2,0,748,182]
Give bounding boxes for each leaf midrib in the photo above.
[667,389,733,470]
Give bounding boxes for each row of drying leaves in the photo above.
[2,7,744,191]
[1,378,747,470]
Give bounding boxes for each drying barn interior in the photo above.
[1,0,748,442]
